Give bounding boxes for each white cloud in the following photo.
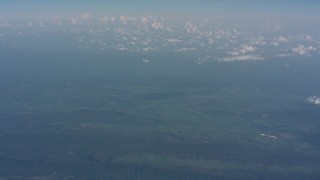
[99,17,109,22]
[260,134,278,139]
[220,54,264,62]
[70,18,79,25]
[165,39,182,43]
[141,17,149,24]
[307,96,320,105]
[119,16,128,24]
[142,59,150,63]
[208,38,214,44]
[228,44,257,56]
[251,36,267,45]
[115,28,126,34]
[229,51,240,56]
[292,44,317,55]
[276,54,293,58]
[174,48,196,52]
[239,44,256,54]
[142,47,157,52]
[184,21,198,34]
[151,22,164,30]
[117,47,129,51]
[271,35,289,46]
[305,35,314,42]
[196,56,212,64]
[277,36,289,43]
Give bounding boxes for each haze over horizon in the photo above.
[1,0,320,20]
[1,1,320,179]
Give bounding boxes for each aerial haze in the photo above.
[0,0,320,179]
[1,0,320,18]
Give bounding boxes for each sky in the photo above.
[1,0,320,19]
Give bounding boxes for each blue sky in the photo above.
[1,0,319,19]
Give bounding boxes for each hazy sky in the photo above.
[1,0,319,19]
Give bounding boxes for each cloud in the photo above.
[271,36,289,46]
[142,59,149,63]
[196,56,212,64]
[165,38,182,43]
[239,44,256,54]
[5,15,320,62]
[184,21,199,34]
[142,47,157,52]
[277,36,289,43]
[305,35,314,42]
[99,17,109,23]
[229,44,256,56]
[307,96,320,105]
[115,28,126,34]
[276,54,293,58]
[174,48,196,52]
[119,16,128,24]
[251,36,267,45]
[151,22,164,30]
[70,18,79,25]
[260,133,278,139]
[141,17,149,24]
[292,44,317,55]
[117,47,130,51]
[208,38,214,44]
[220,54,264,62]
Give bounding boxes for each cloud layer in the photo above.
[0,15,319,63]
